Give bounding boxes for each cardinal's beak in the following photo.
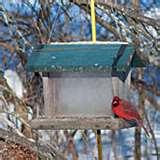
[112,101,117,105]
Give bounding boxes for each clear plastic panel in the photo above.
[55,77,114,116]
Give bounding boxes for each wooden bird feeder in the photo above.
[26,42,145,130]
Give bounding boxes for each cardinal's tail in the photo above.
[142,125,150,137]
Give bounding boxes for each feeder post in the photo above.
[132,0,139,9]
[97,130,103,160]
[132,0,139,15]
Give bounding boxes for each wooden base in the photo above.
[30,116,135,130]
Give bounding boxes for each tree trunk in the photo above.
[132,0,139,8]
[132,0,139,12]
[134,69,144,160]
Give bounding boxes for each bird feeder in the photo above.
[26,42,144,130]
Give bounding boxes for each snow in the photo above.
[4,69,24,99]
[145,7,160,19]
[146,26,158,38]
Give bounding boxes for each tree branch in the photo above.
[71,1,121,39]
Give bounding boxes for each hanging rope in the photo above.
[90,0,96,42]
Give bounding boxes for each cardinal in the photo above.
[112,96,150,137]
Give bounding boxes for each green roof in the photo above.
[26,42,144,80]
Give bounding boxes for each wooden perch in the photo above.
[30,116,136,130]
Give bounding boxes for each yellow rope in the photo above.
[90,0,96,42]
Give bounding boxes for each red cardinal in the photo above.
[112,96,149,137]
